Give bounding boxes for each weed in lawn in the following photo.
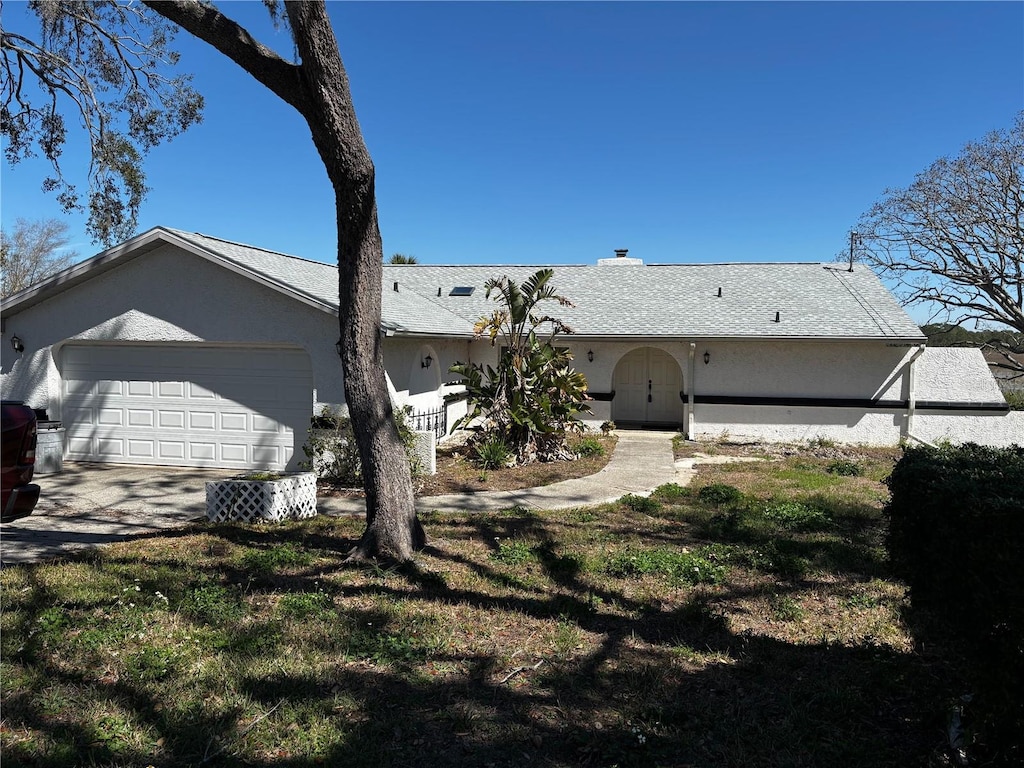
[605,547,727,585]
[489,538,535,566]
[827,459,864,477]
[125,645,178,681]
[697,483,744,505]
[179,582,245,625]
[620,493,661,514]
[240,542,312,572]
[760,499,831,531]
[769,593,805,622]
[652,482,689,501]
[278,589,334,619]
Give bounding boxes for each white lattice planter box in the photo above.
[206,472,318,523]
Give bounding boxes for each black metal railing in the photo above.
[409,406,447,440]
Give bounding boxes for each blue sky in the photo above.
[3,1,1022,298]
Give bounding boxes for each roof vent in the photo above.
[774,311,781,323]
[717,287,722,298]
[393,281,399,292]
[597,248,643,266]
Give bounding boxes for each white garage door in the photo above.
[61,344,313,471]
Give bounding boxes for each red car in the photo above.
[1,401,41,522]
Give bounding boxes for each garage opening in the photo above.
[60,344,313,471]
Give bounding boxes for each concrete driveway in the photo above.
[0,462,226,565]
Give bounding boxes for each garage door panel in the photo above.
[61,345,311,470]
[128,440,155,459]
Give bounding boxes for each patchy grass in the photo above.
[2,442,961,767]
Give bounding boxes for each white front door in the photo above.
[612,347,684,426]
[61,344,313,471]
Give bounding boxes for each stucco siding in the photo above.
[1,243,343,419]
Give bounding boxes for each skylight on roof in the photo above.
[449,286,475,297]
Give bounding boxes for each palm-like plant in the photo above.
[450,269,591,464]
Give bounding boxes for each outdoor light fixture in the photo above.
[703,351,711,365]
[422,354,433,369]
[335,339,343,356]
[587,350,594,363]
[10,334,24,353]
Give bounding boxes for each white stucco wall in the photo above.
[0,244,344,420]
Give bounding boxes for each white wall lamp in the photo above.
[703,350,711,365]
[587,349,594,363]
[10,334,24,353]
[421,354,433,369]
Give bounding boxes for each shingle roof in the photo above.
[172,228,923,340]
[379,262,925,340]
[3,226,922,342]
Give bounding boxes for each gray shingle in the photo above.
[165,229,923,341]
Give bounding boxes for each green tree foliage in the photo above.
[450,269,591,465]
[1,0,204,245]
[0,217,77,297]
[388,253,418,264]
[852,113,1023,359]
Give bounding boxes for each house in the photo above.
[1,226,1017,473]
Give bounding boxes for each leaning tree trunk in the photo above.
[286,1,424,561]
[146,0,425,561]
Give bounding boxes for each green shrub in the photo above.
[760,500,830,531]
[697,483,744,506]
[620,493,660,514]
[886,443,1024,763]
[303,406,422,484]
[475,436,512,469]
[573,435,605,458]
[652,482,689,501]
[826,459,863,477]
[489,539,534,566]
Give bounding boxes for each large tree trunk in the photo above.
[147,0,425,561]
[282,2,425,562]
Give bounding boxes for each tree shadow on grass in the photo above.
[1,508,961,768]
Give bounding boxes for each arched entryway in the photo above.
[612,347,684,427]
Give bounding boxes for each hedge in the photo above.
[885,443,1024,764]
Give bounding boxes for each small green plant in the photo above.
[474,436,512,469]
[278,590,334,618]
[620,493,661,514]
[240,542,312,572]
[697,483,744,506]
[303,405,422,484]
[826,459,863,477]
[240,471,284,481]
[768,593,804,622]
[489,538,534,565]
[1003,389,1024,410]
[125,645,178,681]
[605,546,726,586]
[652,482,688,501]
[573,435,605,458]
[179,582,245,625]
[761,500,830,531]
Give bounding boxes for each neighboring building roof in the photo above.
[1,226,925,342]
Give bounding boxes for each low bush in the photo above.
[826,459,863,477]
[697,483,744,506]
[573,436,605,458]
[619,493,660,515]
[886,443,1024,764]
[303,406,422,484]
[475,436,513,470]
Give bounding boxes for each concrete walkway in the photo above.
[0,430,692,565]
